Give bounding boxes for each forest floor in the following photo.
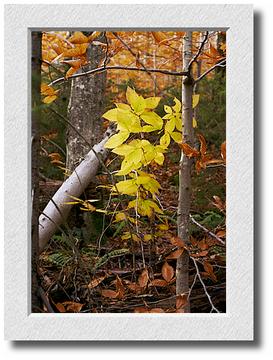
[38,146,226,313]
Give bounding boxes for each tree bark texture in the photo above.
[66,33,107,172]
[176,32,194,312]
[38,127,115,252]
[31,31,42,312]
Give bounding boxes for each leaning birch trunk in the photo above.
[38,127,115,252]
[176,32,194,312]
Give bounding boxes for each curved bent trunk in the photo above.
[38,128,114,252]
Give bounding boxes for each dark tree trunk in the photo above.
[66,33,107,172]
[66,33,107,243]
[31,31,42,312]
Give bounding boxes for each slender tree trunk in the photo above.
[66,33,107,172]
[31,31,42,312]
[176,32,194,312]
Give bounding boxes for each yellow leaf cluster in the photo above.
[41,83,59,104]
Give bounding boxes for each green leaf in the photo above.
[104,131,129,149]
[144,97,161,109]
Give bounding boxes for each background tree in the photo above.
[66,32,107,172]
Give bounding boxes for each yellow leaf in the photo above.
[116,159,141,176]
[104,131,129,149]
[140,125,152,132]
[193,117,198,128]
[112,144,134,156]
[154,151,165,165]
[114,212,127,222]
[41,83,56,96]
[132,234,140,242]
[165,117,176,134]
[175,114,183,131]
[115,179,138,195]
[172,97,181,113]
[124,148,143,166]
[121,232,131,240]
[160,133,170,148]
[143,234,152,241]
[136,173,161,194]
[115,103,131,111]
[140,111,163,130]
[144,97,161,109]
[116,110,142,133]
[157,223,169,231]
[42,95,57,104]
[141,142,157,165]
[170,131,182,143]
[164,105,172,114]
[102,108,119,122]
[128,199,162,217]
[192,94,200,108]
[126,87,146,114]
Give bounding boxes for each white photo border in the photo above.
[4,4,253,341]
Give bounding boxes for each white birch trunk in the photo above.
[176,32,194,312]
[38,128,114,252]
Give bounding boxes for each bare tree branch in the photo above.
[188,31,209,71]
[191,257,220,313]
[48,66,188,87]
[190,214,225,245]
[195,58,226,83]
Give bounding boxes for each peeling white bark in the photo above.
[38,129,114,252]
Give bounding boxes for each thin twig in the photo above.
[191,257,220,313]
[190,214,225,245]
[195,59,226,83]
[188,31,209,71]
